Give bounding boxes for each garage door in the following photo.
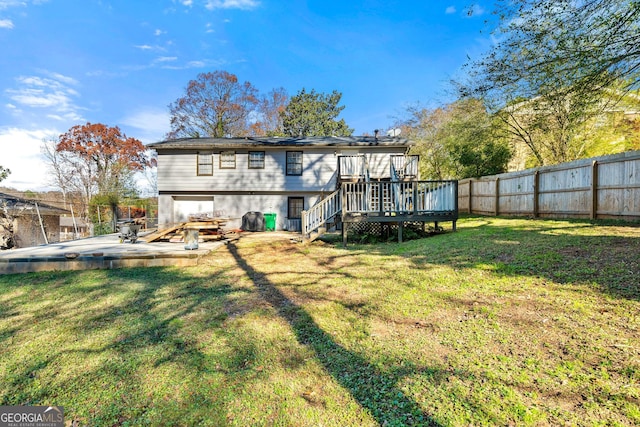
[173,196,214,223]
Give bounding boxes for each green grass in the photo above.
[1,216,639,426]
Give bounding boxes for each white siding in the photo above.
[156,147,409,193]
[158,193,321,231]
[156,145,410,230]
[157,148,337,193]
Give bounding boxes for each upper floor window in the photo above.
[220,151,236,169]
[286,151,303,176]
[248,151,265,169]
[197,152,213,176]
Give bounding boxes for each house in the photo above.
[148,136,458,243]
[0,192,69,249]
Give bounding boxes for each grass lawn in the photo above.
[1,216,639,426]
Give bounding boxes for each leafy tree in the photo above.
[168,71,260,138]
[401,99,511,179]
[399,106,454,180]
[250,87,289,136]
[460,0,640,166]
[442,99,512,178]
[0,165,9,183]
[51,122,149,219]
[281,88,353,137]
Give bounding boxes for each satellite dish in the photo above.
[387,128,401,137]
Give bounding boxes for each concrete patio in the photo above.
[0,231,225,274]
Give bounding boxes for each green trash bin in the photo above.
[264,213,276,231]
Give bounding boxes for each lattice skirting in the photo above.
[344,221,437,236]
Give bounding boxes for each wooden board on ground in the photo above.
[142,224,183,242]
[143,219,231,243]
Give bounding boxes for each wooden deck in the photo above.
[302,180,458,244]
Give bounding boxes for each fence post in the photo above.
[468,179,473,214]
[533,170,540,218]
[494,177,500,216]
[591,160,598,220]
[453,180,458,231]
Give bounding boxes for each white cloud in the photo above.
[154,29,165,36]
[0,0,49,12]
[155,56,177,62]
[0,1,23,10]
[467,4,486,17]
[445,6,456,14]
[46,72,78,86]
[0,127,60,191]
[134,44,167,53]
[5,73,84,123]
[186,60,205,67]
[120,108,170,144]
[0,18,13,28]
[205,0,259,11]
[160,58,221,70]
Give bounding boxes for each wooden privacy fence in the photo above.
[458,150,640,221]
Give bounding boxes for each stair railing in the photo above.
[301,188,342,237]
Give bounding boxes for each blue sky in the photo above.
[0,0,493,191]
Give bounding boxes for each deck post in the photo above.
[342,184,348,246]
[342,222,348,246]
[301,210,307,240]
[379,182,384,216]
[398,221,403,243]
[412,182,417,215]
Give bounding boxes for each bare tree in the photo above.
[167,71,260,138]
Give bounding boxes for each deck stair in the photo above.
[301,188,342,242]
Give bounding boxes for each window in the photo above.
[248,151,265,169]
[288,197,304,219]
[220,151,236,169]
[197,152,213,175]
[286,151,303,176]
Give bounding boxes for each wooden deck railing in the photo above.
[302,180,458,239]
[338,155,368,180]
[390,155,420,180]
[342,180,457,215]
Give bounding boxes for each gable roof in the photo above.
[147,136,413,150]
[0,192,69,216]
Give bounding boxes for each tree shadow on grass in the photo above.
[345,218,640,302]
[0,266,250,425]
[226,242,443,427]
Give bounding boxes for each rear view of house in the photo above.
[148,136,407,228]
[148,135,458,242]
